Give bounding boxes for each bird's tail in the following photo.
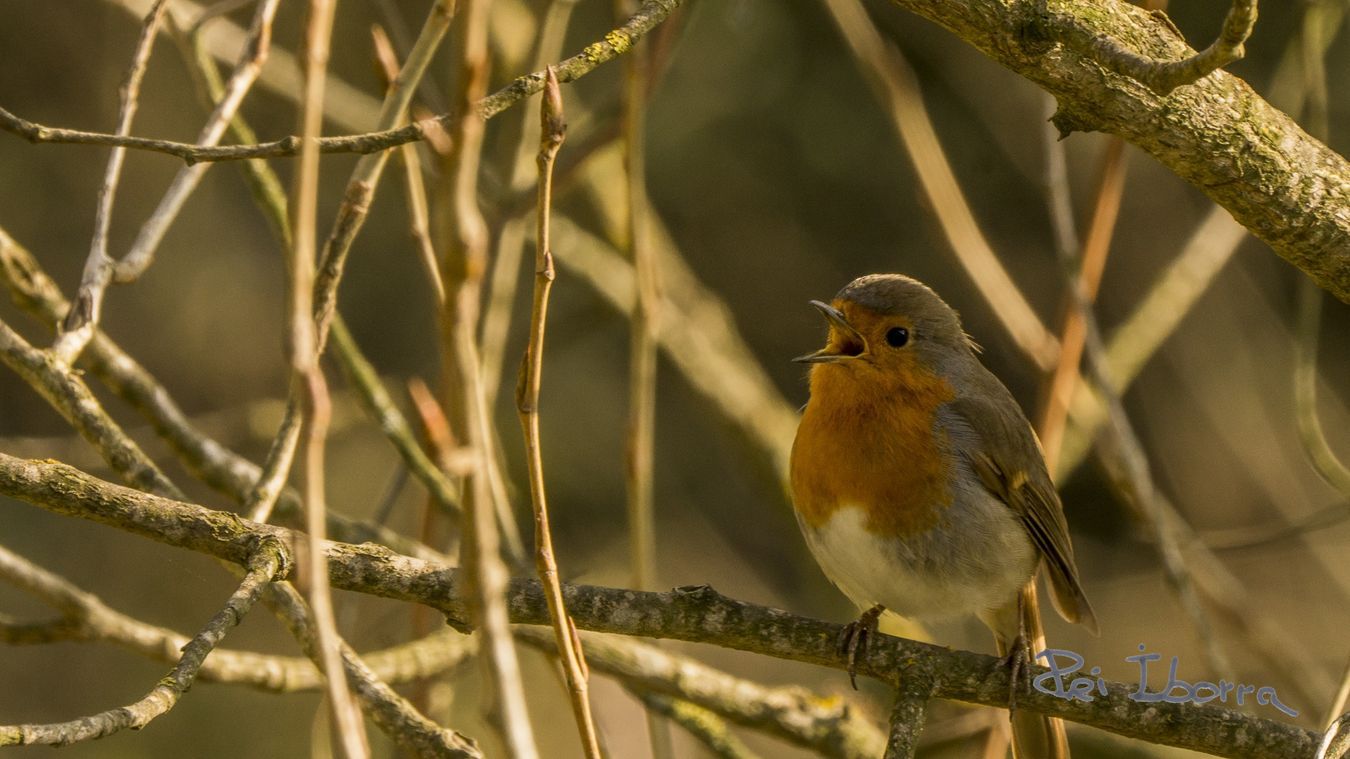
[993,582,1069,759]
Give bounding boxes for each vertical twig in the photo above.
[1037,137,1127,471]
[1294,1,1350,730]
[480,0,580,409]
[54,0,170,364]
[437,0,538,753]
[289,1,368,756]
[617,0,659,612]
[514,67,601,758]
[615,2,670,754]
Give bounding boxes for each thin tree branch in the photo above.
[260,581,481,758]
[514,67,600,757]
[436,0,537,753]
[370,25,445,304]
[0,0,684,164]
[1036,137,1127,468]
[481,0,581,411]
[0,455,1317,759]
[287,2,366,755]
[0,539,285,747]
[54,0,171,364]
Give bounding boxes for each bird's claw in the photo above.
[838,604,884,690]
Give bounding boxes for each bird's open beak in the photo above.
[794,300,867,363]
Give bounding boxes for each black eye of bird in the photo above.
[885,327,909,348]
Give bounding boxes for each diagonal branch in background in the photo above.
[0,539,286,747]
[0,0,684,165]
[821,0,1060,371]
[0,454,1319,759]
[881,0,1350,302]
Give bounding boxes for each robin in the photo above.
[790,274,1098,759]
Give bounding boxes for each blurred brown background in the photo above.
[1,0,1348,756]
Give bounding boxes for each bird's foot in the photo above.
[838,604,884,690]
[999,632,1033,711]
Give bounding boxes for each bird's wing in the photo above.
[947,383,1099,635]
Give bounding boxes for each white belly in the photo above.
[800,496,1037,621]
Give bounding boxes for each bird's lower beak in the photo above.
[794,300,867,363]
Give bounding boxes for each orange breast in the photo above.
[790,362,956,537]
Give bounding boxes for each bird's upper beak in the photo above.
[794,300,867,363]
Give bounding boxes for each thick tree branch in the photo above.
[885,0,1350,302]
[0,453,1319,759]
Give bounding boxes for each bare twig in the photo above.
[372,24,444,303]
[436,0,537,753]
[513,68,600,757]
[288,2,367,756]
[613,4,670,754]
[0,540,285,747]
[113,0,281,280]
[53,0,170,365]
[1053,0,1259,95]
[618,0,660,600]
[1037,137,1127,467]
[261,581,481,758]
[0,0,684,164]
[821,0,1060,370]
[246,0,456,525]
